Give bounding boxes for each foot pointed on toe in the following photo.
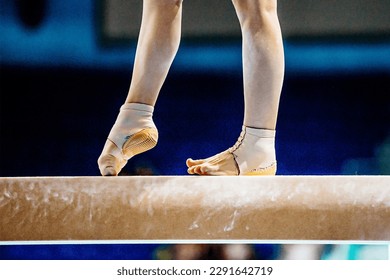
[97,139,126,176]
[97,103,158,176]
[98,127,158,176]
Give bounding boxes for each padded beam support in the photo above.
[0,176,389,241]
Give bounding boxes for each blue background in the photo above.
[0,0,389,259]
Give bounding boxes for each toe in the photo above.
[101,166,117,176]
[186,158,205,167]
[98,139,125,176]
[187,165,203,175]
[194,165,202,175]
[194,165,211,175]
[187,166,196,174]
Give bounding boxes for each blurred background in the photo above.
[0,0,389,259]
[1,243,388,260]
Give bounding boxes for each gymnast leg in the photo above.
[187,0,284,175]
[98,0,183,176]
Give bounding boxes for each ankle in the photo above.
[108,103,157,149]
[231,126,276,173]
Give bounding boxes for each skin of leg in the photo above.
[187,0,284,174]
[126,0,183,106]
[235,0,285,130]
[98,0,182,175]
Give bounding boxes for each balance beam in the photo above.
[1,176,389,241]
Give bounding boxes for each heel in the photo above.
[122,128,158,159]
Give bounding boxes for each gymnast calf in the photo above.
[98,0,284,176]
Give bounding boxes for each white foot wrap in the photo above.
[98,103,158,176]
[230,126,276,175]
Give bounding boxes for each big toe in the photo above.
[101,166,117,176]
[186,158,205,167]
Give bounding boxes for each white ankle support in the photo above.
[229,126,276,175]
[108,103,156,150]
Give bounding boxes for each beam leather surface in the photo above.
[1,176,389,241]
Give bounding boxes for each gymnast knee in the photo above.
[232,0,278,33]
[147,0,183,9]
